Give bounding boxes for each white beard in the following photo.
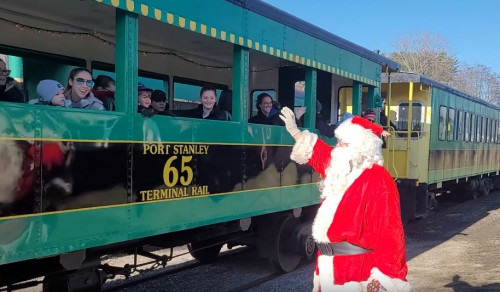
[0,140,24,204]
[312,145,366,242]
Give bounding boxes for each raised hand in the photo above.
[279,107,300,137]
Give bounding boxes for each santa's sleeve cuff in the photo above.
[290,130,318,164]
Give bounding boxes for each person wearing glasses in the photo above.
[248,93,284,125]
[0,59,24,103]
[65,68,105,110]
[363,109,391,143]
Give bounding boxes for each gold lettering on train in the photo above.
[140,185,210,201]
[142,144,209,155]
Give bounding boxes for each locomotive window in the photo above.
[477,116,482,143]
[464,112,470,142]
[457,111,464,141]
[438,106,447,141]
[447,108,455,141]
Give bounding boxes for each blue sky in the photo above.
[263,0,500,75]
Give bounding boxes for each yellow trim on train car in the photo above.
[99,0,378,85]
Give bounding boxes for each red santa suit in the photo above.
[290,116,412,292]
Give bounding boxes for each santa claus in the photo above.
[280,107,412,292]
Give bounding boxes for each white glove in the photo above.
[279,107,300,136]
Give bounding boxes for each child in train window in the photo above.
[35,79,71,107]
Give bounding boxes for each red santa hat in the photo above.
[335,115,383,146]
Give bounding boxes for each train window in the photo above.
[485,118,489,143]
[447,108,455,141]
[464,112,470,142]
[470,114,476,142]
[482,117,487,142]
[492,120,497,143]
[477,116,482,142]
[438,106,447,141]
[0,53,85,104]
[396,102,424,137]
[294,81,305,107]
[488,118,493,143]
[497,121,500,143]
[457,111,464,141]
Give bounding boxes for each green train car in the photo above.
[380,72,500,222]
[0,0,398,290]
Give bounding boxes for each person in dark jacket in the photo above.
[92,75,115,111]
[298,100,335,138]
[248,93,284,125]
[183,85,230,121]
[150,89,175,116]
[0,59,24,103]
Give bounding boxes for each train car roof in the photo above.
[226,0,400,72]
[382,72,500,110]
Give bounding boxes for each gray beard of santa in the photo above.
[313,142,384,243]
[0,140,24,204]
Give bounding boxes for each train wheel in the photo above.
[187,240,223,264]
[479,178,493,197]
[270,215,302,273]
[43,269,105,292]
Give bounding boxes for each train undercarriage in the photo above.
[0,206,318,292]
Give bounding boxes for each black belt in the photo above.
[316,241,373,256]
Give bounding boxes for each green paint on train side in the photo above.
[0,185,319,265]
[95,0,383,84]
[427,87,500,184]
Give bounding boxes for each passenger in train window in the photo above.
[379,99,397,131]
[364,108,392,137]
[298,100,335,138]
[65,68,105,110]
[248,93,284,125]
[279,107,411,291]
[35,79,71,107]
[92,75,115,111]
[137,83,155,118]
[150,89,175,116]
[184,85,230,120]
[0,59,24,103]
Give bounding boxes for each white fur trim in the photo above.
[335,119,384,166]
[290,130,317,164]
[317,255,362,291]
[369,268,413,292]
[312,167,363,242]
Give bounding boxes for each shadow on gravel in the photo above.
[403,190,500,261]
[444,275,500,291]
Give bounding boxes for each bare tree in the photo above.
[389,33,458,83]
[451,64,500,105]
